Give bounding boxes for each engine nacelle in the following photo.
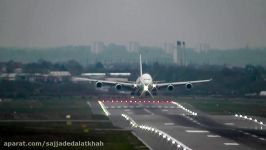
[95,82,103,88]
[185,83,193,90]
[115,84,122,90]
[167,84,174,91]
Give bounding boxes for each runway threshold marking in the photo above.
[224,142,239,146]
[207,135,221,138]
[185,130,209,133]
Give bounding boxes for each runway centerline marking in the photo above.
[207,135,221,138]
[164,122,175,126]
[224,122,234,126]
[161,109,168,112]
[185,130,209,133]
[224,142,239,146]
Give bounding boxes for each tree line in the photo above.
[0,60,266,98]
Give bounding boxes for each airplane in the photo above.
[72,54,212,98]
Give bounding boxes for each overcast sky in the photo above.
[0,0,265,49]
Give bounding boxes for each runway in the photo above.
[92,98,266,150]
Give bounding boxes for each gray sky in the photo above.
[0,0,265,49]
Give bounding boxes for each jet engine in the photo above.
[95,82,103,88]
[115,84,122,90]
[167,84,174,91]
[185,83,193,90]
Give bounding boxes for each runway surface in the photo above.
[91,99,266,150]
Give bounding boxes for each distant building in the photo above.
[163,43,175,54]
[109,73,131,76]
[48,71,71,82]
[0,73,16,81]
[81,73,106,79]
[128,41,139,52]
[91,42,105,54]
[259,91,266,97]
[173,41,187,66]
[14,68,23,74]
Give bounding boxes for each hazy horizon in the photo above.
[0,0,266,49]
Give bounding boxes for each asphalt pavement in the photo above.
[91,98,266,150]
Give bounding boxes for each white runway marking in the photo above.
[259,137,266,141]
[124,109,131,112]
[144,108,154,115]
[207,135,221,138]
[185,130,209,133]
[224,142,239,146]
[164,122,175,126]
[161,109,168,112]
[224,122,234,126]
[251,134,258,138]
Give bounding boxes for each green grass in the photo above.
[0,96,147,149]
[0,123,147,150]
[174,96,266,117]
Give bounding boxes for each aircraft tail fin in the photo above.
[139,54,143,76]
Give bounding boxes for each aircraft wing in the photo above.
[72,77,136,87]
[155,79,212,88]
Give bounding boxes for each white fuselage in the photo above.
[136,73,153,85]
